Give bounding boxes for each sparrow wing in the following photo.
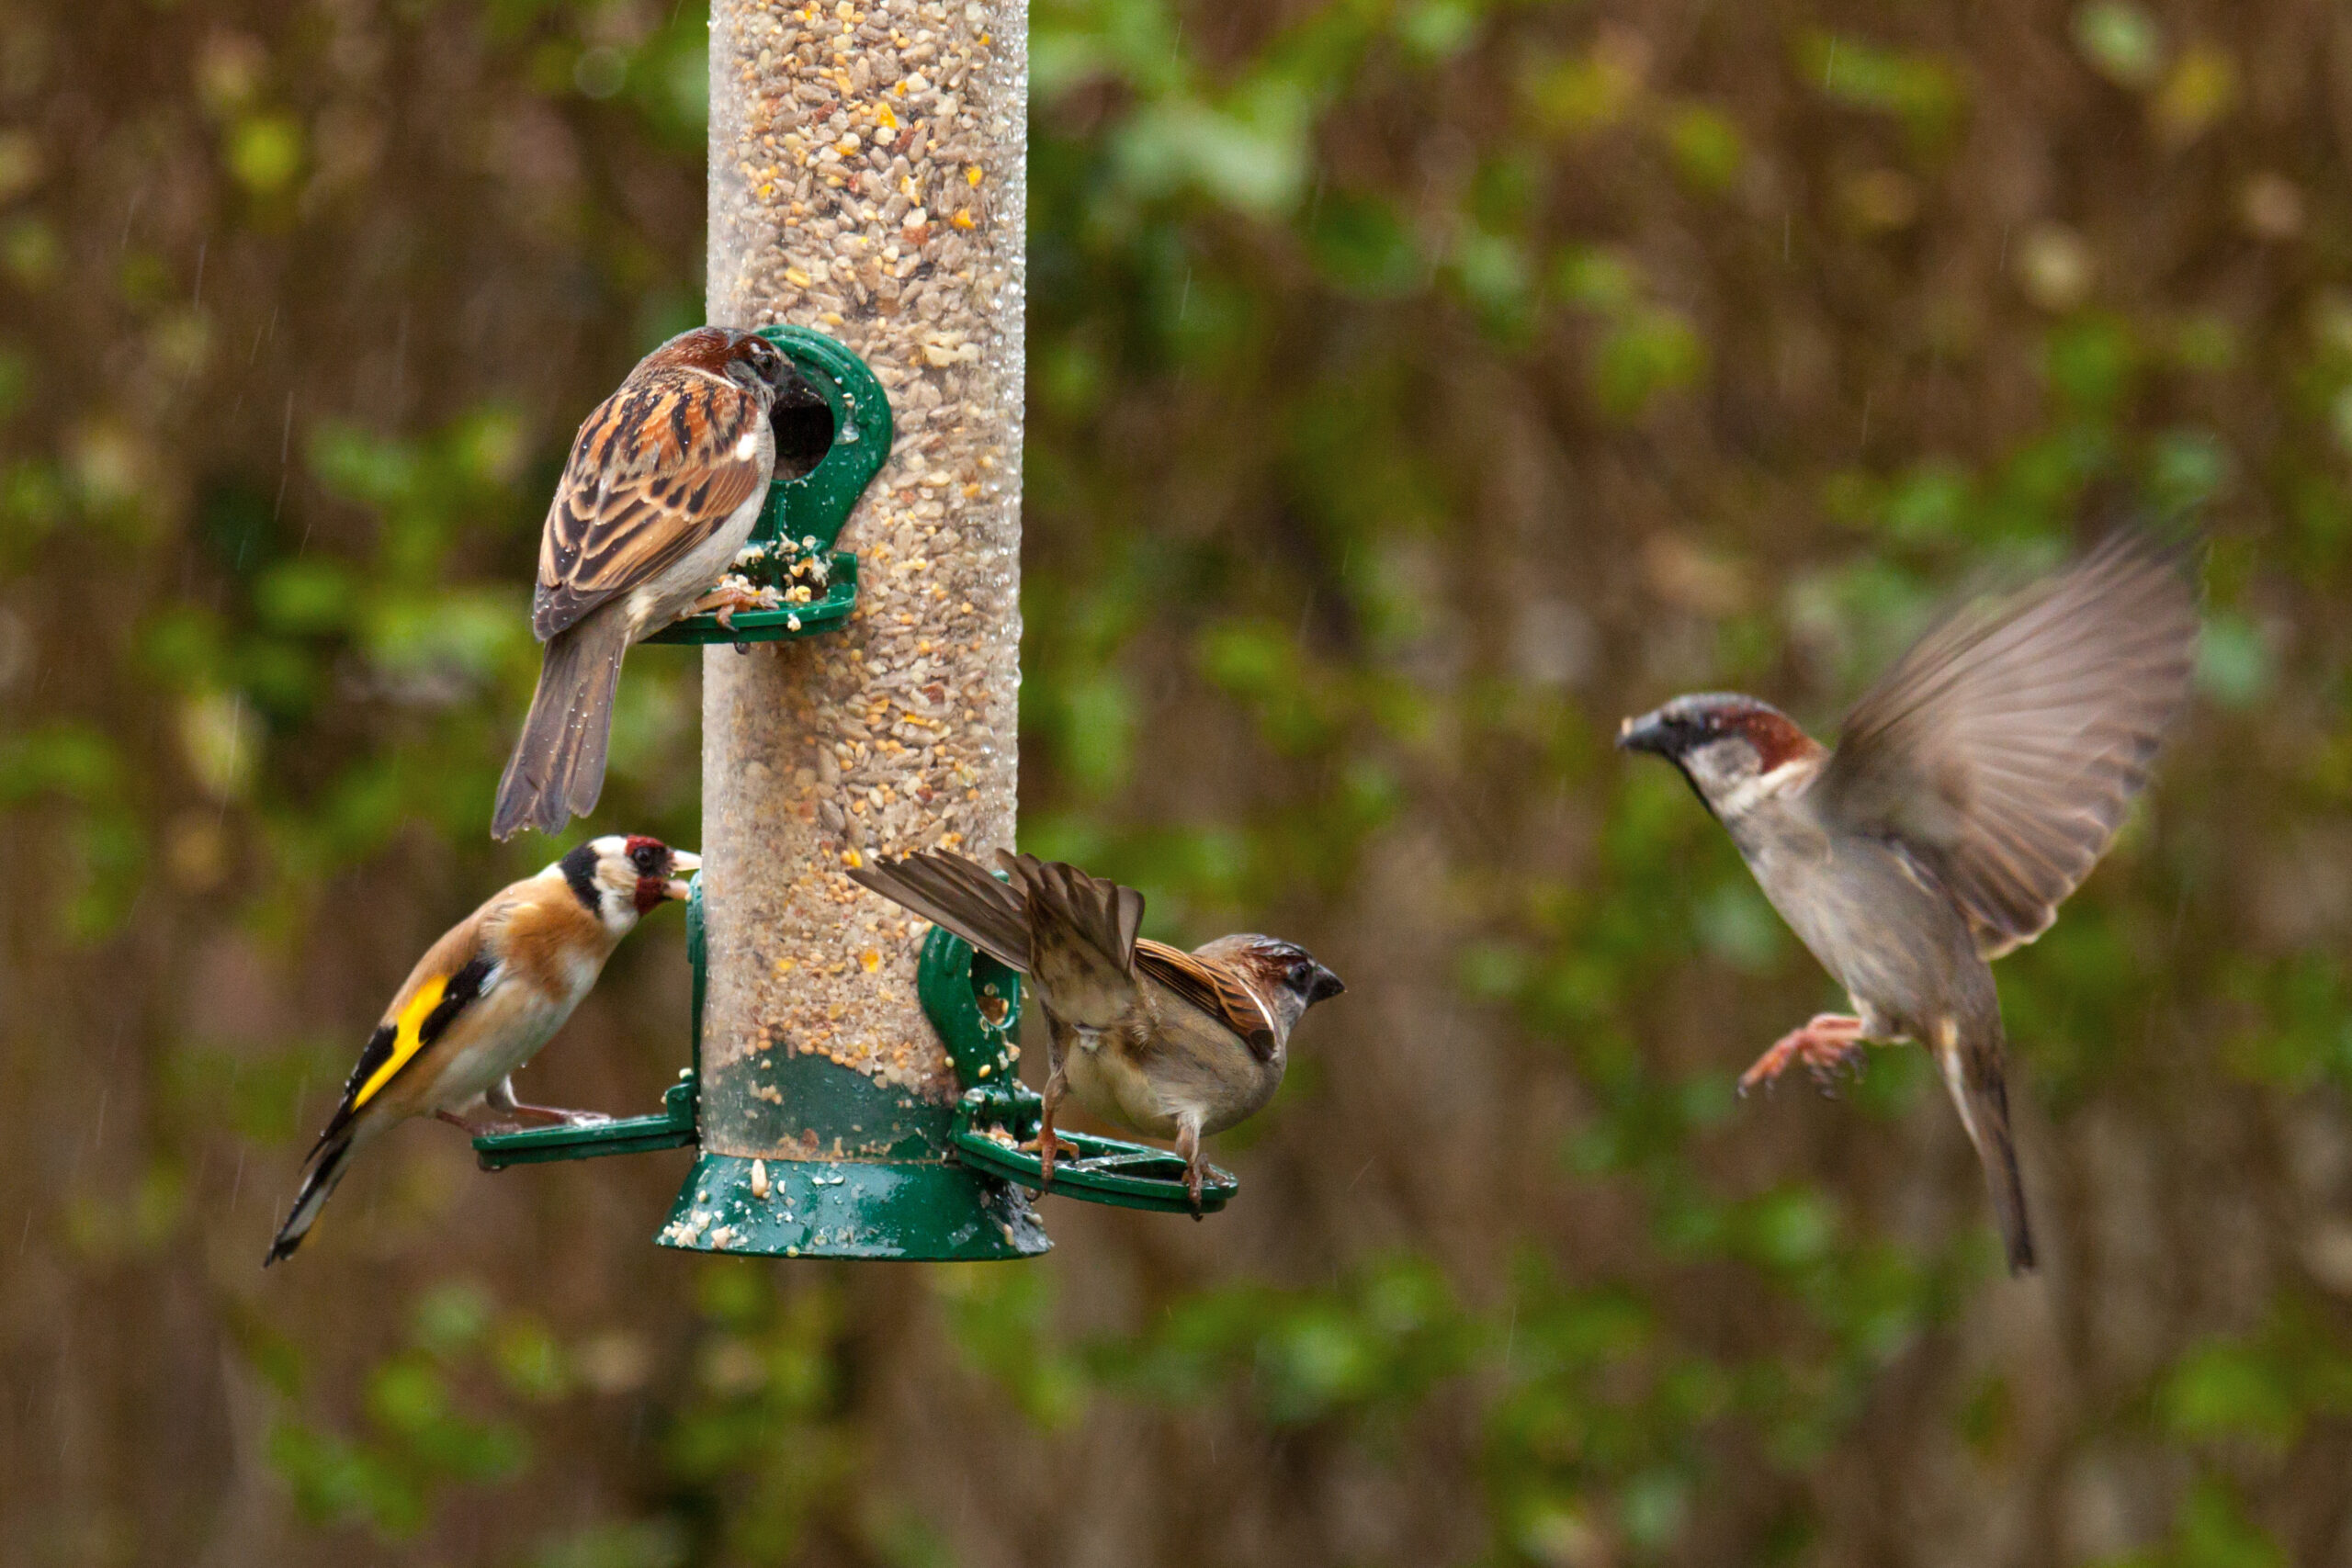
[310,917,504,1156]
[1136,940,1279,1060]
[533,367,770,642]
[847,850,1034,972]
[1815,530,2199,957]
[1001,852,1145,1032]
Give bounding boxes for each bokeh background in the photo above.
[0,0,2341,1562]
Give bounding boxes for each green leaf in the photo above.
[2073,2,2164,89]
[1591,307,1706,420]
[1804,33,1966,149]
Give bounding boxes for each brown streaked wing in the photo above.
[1136,939,1278,1060]
[1814,530,2199,957]
[532,371,767,642]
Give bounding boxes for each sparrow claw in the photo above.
[694,577,781,633]
[1177,1122,1206,1218]
[1739,1013,1868,1097]
[1021,1133,1082,1185]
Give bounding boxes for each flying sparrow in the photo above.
[847,849,1345,1212]
[492,326,826,840]
[266,835,698,1265]
[1617,531,2199,1273]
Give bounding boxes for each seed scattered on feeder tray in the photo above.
[751,1158,771,1199]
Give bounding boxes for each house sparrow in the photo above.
[847,849,1345,1212]
[265,835,698,1265]
[492,326,827,840]
[1617,531,2198,1273]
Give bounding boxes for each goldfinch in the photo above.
[848,850,1344,1213]
[265,834,699,1266]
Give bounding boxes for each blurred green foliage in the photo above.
[3,0,2349,1563]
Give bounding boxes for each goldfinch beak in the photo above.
[665,849,701,900]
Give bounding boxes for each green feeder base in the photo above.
[657,1152,1050,1259]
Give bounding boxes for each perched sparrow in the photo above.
[1618,532,2198,1274]
[266,835,698,1265]
[848,849,1345,1211]
[492,326,826,840]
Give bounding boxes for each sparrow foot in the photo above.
[1022,1133,1082,1186]
[694,577,780,630]
[1740,1014,1867,1097]
[1177,1123,1205,1220]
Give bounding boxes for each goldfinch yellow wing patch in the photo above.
[312,957,496,1155]
[352,976,450,1111]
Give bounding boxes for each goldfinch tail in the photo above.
[492,610,631,840]
[264,1133,359,1268]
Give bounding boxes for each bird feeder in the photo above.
[470,0,1233,1252]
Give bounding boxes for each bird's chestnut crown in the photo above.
[644,325,747,376]
[1616,693,1824,812]
[1231,937,1346,1031]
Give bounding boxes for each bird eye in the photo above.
[630,842,663,873]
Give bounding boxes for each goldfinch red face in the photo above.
[558,834,700,931]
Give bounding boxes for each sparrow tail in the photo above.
[264,1132,359,1267]
[1001,852,1145,1032]
[1933,1021,2036,1275]
[847,850,1034,972]
[492,611,631,840]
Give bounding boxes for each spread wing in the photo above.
[1813,530,2199,957]
[1135,939,1278,1060]
[533,367,771,641]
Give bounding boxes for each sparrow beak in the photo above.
[1616,709,1674,756]
[664,849,702,901]
[1306,964,1346,1006]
